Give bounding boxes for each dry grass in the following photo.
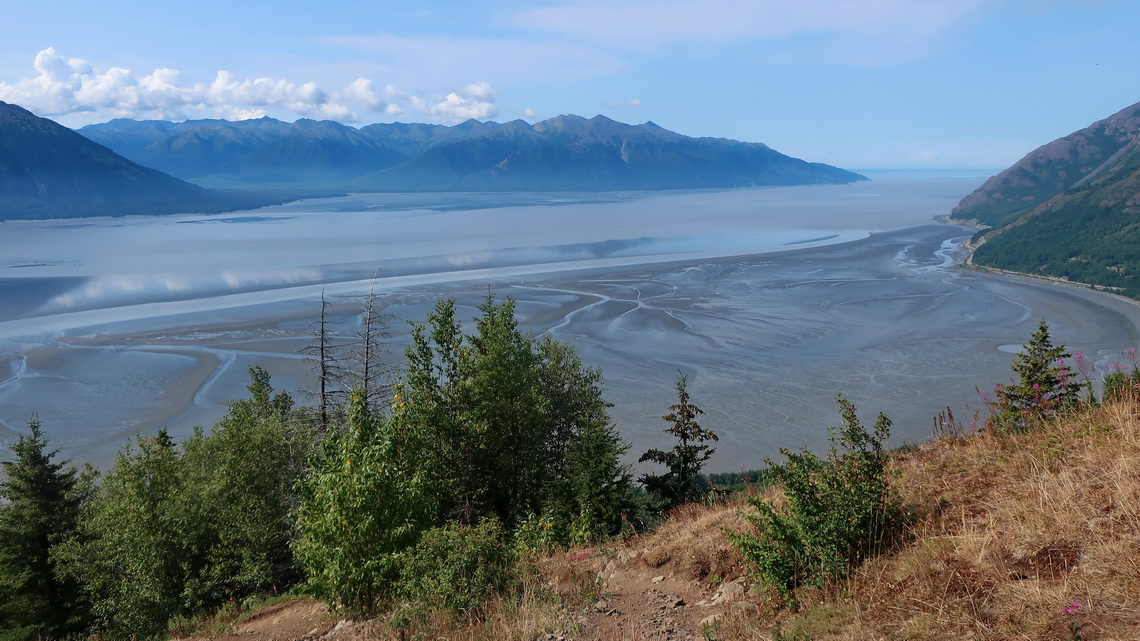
[757,397,1140,640]
[203,399,1140,640]
[636,498,753,583]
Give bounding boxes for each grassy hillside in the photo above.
[174,392,1140,640]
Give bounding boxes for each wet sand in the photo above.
[4,221,1139,471]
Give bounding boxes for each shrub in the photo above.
[728,397,899,603]
[398,519,517,616]
[292,392,432,617]
[1101,348,1140,403]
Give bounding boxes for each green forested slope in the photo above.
[954,101,1140,297]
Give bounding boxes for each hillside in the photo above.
[949,100,1140,297]
[179,396,1140,640]
[0,102,274,220]
[80,114,867,193]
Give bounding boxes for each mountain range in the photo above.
[949,100,1140,297]
[79,114,867,193]
[0,101,274,219]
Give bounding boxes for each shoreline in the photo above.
[10,220,1140,472]
[948,215,1140,321]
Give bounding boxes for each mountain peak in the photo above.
[0,102,272,219]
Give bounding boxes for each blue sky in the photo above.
[1,0,1137,169]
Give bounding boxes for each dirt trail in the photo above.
[575,548,752,641]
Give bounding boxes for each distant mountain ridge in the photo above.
[949,100,1140,298]
[0,101,275,220]
[80,114,867,192]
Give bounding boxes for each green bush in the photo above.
[398,519,517,616]
[728,397,899,603]
[1102,350,1140,402]
[396,296,633,540]
[292,391,432,617]
[54,368,312,639]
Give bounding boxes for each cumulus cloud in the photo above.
[408,83,498,122]
[0,48,498,124]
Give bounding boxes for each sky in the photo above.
[1,0,1137,170]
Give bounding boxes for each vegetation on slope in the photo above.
[2,304,1139,640]
[950,100,1140,298]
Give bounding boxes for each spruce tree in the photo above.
[985,320,1085,431]
[0,417,86,640]
[639,376,719,511]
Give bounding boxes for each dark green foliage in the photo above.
[980,321,1085,432]
[728,397,898,603]
[292,391,432,616]
[393,295,633,540]
[964,119,1140,301]
[972,189,1140,300]
[698,469,772,494]
[397,519,516,615]
[54,430,184,639]
[538,337,635,543]
[0,418,87,640]
[949,102,1140,300]
[639,376,719,511]
[55,368,311,639]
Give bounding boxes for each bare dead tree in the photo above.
[342,275,394,408]
[301,290,348,432]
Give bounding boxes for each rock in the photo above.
[672,597,686,608]
[731,601,757,615]
[652,575,666,583]
[594,599,609,612]
[711,579,744,605]
[700,614,722,628]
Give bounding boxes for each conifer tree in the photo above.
[0,417,86,640]
[639,376,719,511]
[984,320,1085,431]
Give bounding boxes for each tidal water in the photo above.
[2,171,1138,470]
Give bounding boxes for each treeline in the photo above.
[5,292,1118,639]
[0,295,721,639]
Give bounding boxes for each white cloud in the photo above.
[514,0,982,61]
[408,83,498,121]
[604,98,642,108]
[0,48,499,124]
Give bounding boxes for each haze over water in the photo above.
[2,170,1138,470]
